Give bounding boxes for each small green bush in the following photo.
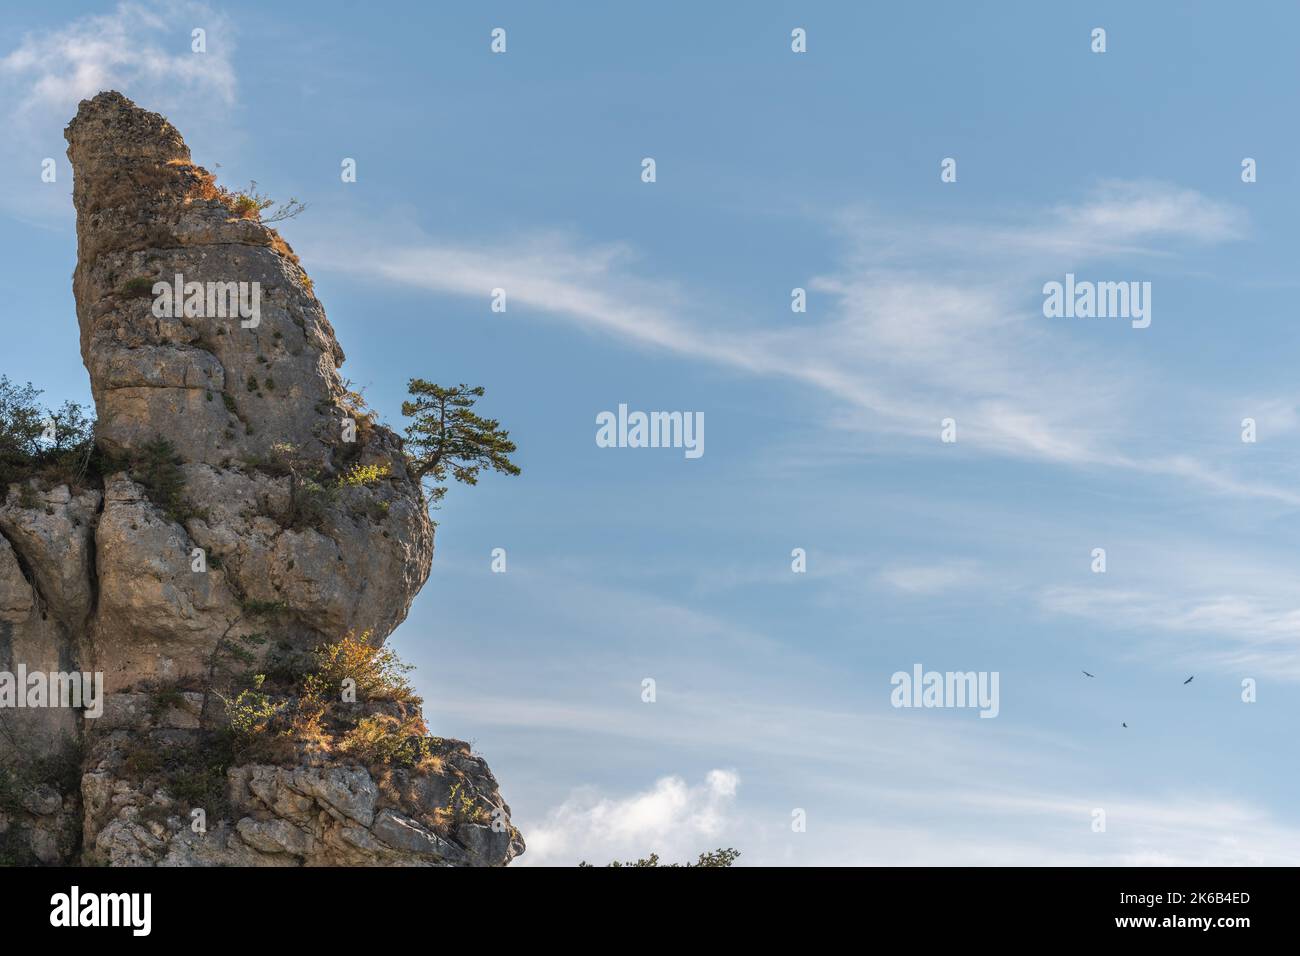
[444,781,490,825]
[214,180,306,224]
[130,435,189,522]
[118,276,157,297]
[0,377,99,489]
[579,848,741,868]
[225,675,284,741]
[338,714,434,768]
[338,462,390,488]
[16,483,40,510]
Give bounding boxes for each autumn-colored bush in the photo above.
[306,631,419,704]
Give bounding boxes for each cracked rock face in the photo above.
[0,91,520,867]
[66,91,345,468]
[65,90,435,688]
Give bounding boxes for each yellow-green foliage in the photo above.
[220,187,271,220]
[338,461,391,488]
[218,635,436,771]
[224,675,284,739]
[338,714,434,768]
[578,848,741,868]
[445,782,490,825]
[307,631,418,703]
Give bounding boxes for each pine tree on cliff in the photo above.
[401,381,520,505]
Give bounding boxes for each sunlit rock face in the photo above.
[0,92,520,867]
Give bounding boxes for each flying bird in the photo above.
[1183,675,1194,684]
[1082,670,1095,678]
[1122,722,1128,728]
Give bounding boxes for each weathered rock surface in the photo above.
[66,91,345,468]
[79,727,521,867]
[0,483,100,632]
[0,91,519,867]
[0,484,91,758]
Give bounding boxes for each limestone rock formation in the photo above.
[0,92,522,867]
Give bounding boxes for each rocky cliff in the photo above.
[0,92,522,866]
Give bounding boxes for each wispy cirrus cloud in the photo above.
[0,0,238,219]
[1044,586,1300,678]
[1034,526,1300,678]
[1052,180,1247,248]
[877,560,983,595]
[308,181,1282,503]
[785,787,1300,866]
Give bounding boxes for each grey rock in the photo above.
[22,784,64,816]
[0,91,520,867]
[455,822,517,868]
[284,766,376,827]
[0,483,100,629]
[0,533,33,623]
[236,816,312,856]
[372,808,465,862]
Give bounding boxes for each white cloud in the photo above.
[878,560,981,595]
[307,181,1288,504]
[1032,526,1300,677]
[0,0,237,219]
[408,567,1300,864]
[760,788,1300,866]
[1241,396,1300,436]
[518,770,741,867]
[1052,180,1247,248]
[1,1,236,117]
[951,789,1300,866]
[513,761,1300,866]
[1044,585,1300,677]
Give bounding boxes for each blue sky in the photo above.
[3,1,1299,865]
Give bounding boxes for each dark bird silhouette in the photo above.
[1183,675,1194,685]
[1122,722,1128,728]
[1082,670,1095,678]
